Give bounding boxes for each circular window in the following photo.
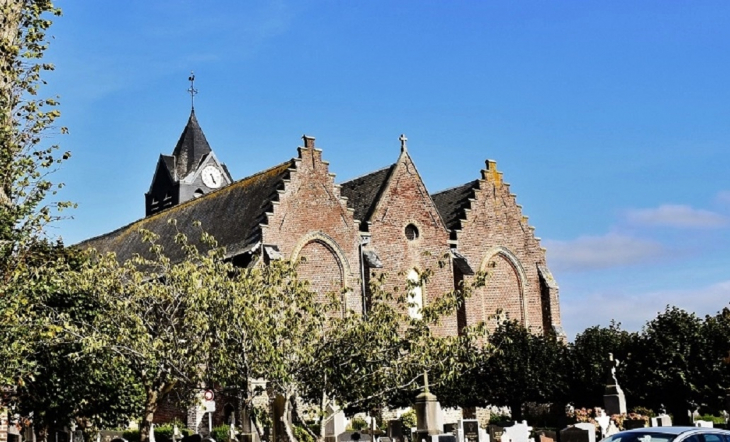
[405,224,419,241]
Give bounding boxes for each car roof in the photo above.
[619,427,730,436]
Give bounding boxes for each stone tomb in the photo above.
[560,425,595,442]
[650,415,672,427]
[460,420,481,442]
[501,422,532,442]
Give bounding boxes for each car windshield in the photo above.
[601,432,678,442]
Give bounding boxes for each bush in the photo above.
[212,424,232,442]
[488,412,513,427]
[292,424,316,442]
[696,415,727,424]
[349,416,368,431]
[400,410,416,430]
[155,422,193,442]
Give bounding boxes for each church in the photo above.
[80,109,563,338]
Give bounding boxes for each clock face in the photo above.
[201,165,223,188]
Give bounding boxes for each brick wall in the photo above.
[364,150,456,336]
[453,160,561,334]
[262,138,362,315]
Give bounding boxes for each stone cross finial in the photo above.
[399,134,408,152]
[188,71,198,110]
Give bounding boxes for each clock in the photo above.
[201,165,223,188]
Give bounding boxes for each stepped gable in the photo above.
[339,165,395,228]
[79,160,294,264]
[431,179,479,235]
[171,110,213,180]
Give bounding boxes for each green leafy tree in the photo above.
[629,306,705,425]
[62,227,242,442]
[698,307,730,414]
[477,320,568,421]
[568,322,635,409]
[0,0,71,388]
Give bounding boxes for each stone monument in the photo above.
[603,353,627,415]
[415,372,443,440]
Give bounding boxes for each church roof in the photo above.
[339,165,395,227]
[171,110,213,180]
[79,160,294,263]
[431,180,480,232]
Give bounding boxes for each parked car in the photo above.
[600,427,730,442]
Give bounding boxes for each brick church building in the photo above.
[82,110,562,337]
[79,110,563,430]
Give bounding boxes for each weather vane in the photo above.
[187,71,198,110]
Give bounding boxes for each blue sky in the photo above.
[43,1,730,339]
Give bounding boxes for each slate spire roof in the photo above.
[171,110,213,180]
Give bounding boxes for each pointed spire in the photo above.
[171,110,212,180]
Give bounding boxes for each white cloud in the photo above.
[543,233,664,272]
[625,204,728,228]
[561,280,730,339]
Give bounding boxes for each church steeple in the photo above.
[144,84,232,217]
[170,110,213,181]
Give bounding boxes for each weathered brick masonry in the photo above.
[79,112,562,427]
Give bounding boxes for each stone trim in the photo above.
[480,246,529,327]
[290,230,351,288]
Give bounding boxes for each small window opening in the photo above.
[405,224,419,241]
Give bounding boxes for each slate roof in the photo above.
[431,180,480,232]
[79,160,294,264]
[171,111,212,180]
[339,165,395,226]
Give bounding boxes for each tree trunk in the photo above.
[282,392,298,442]
[140,388,159,442]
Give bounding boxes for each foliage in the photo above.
[476,320,568,421]
[399,409,416,430]
[628,306,705,425]
[568,321,635,408]
[0,0,72,390]
[153,422,193,442]
[212,424,233,442]
[348,417,368,431]
[62,226,243,442]
[699,307,730,414]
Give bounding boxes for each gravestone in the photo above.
[695,421,713,428]
[560,426,590,442]
[460,420,480,442]
[603,353,627,416]
[538,435,553,442]
[443,424,457,435]
[595,412,610,438]
[180,433,203,442]
[574,424,595,442]
[650,415,672,427]
[487,425,504,442]
[431,435,457,442]
[502,422,532,442]
[415,373,444,439]
[605,422,619,437]
[387,420,403,442]
[623,419,646,430]
[338,431,372,442]
[325,405,347,442]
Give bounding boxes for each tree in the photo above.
[698,307,730,414]
[629,306,705,425]
[0,0,71,387]
[477,320,568,421]
[568,322,635,409]
[62,227,241,442]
